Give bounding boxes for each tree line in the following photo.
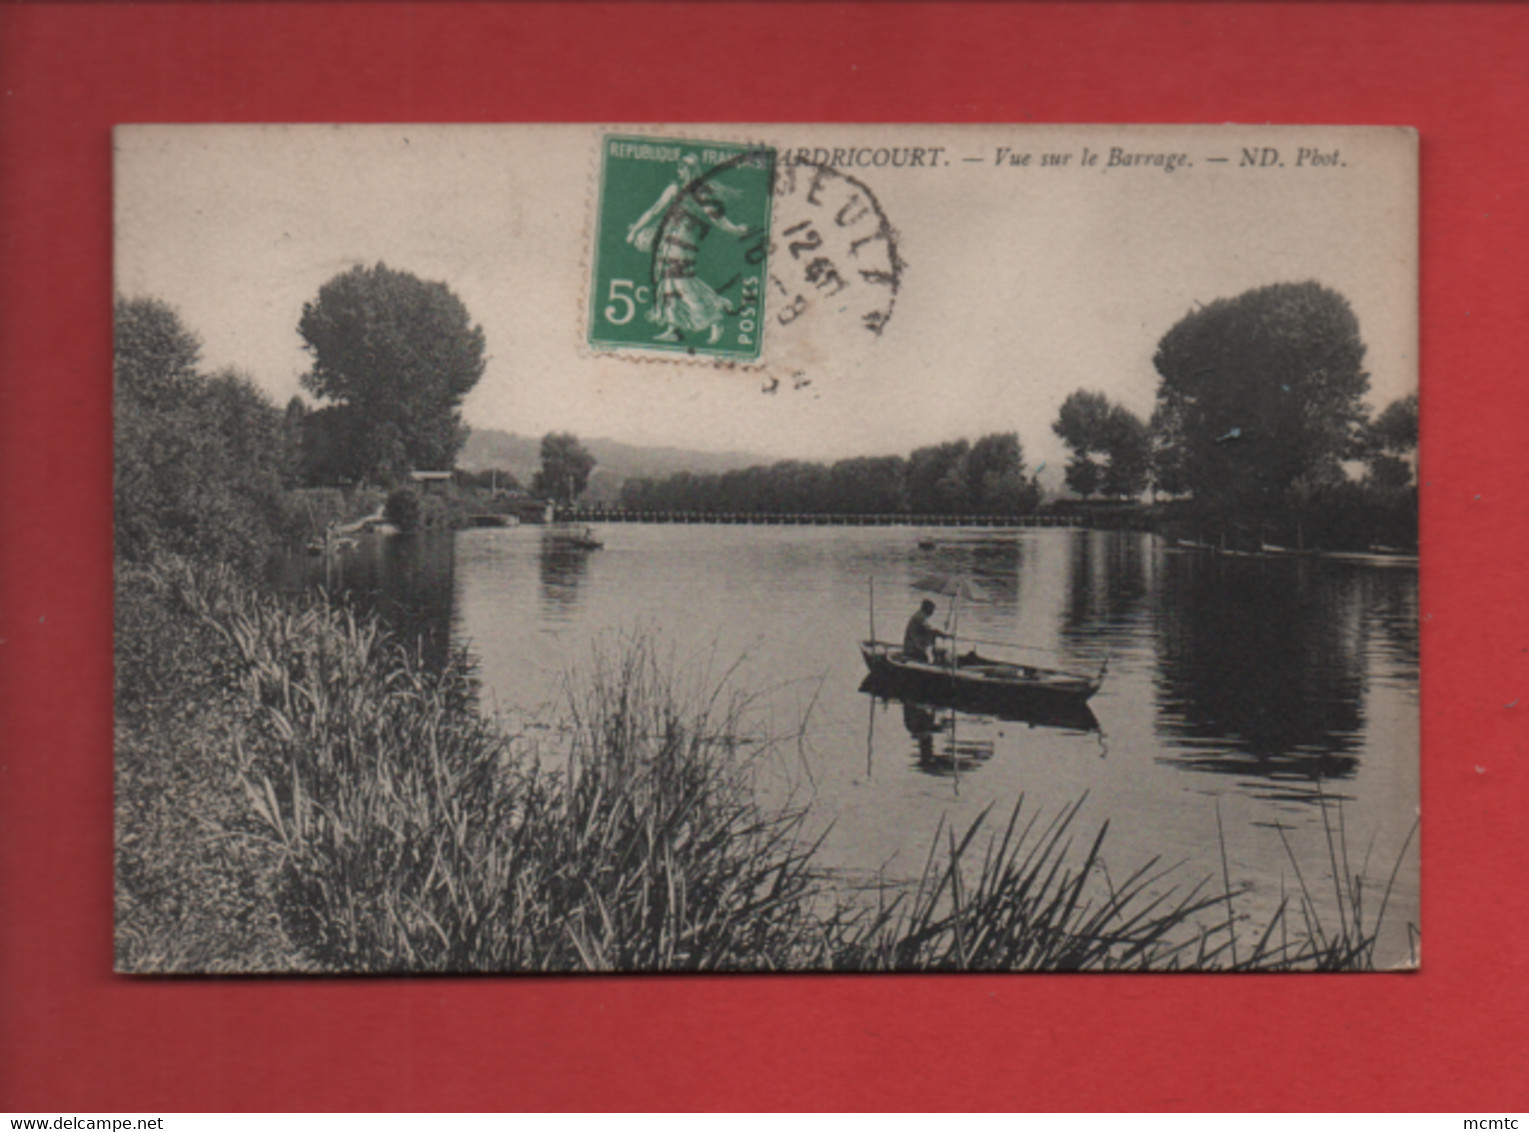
[619,433,1043,516]
[117,267,1417,561]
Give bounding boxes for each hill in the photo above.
[458,429,777,504]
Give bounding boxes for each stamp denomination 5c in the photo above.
[589,135,775,362]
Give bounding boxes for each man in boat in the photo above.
[903,599,950,664]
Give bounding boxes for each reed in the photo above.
[520,634,840,970]
[832,789,1416,973]
[203,572,833,971]
[1266,787,1419,971]
[836,795,1235,971]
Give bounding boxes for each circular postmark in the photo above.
[766,159,905,343]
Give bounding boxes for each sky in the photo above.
[114,124,1417,474]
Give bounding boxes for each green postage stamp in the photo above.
[588,135,775,362]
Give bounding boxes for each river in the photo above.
[276,523,1420,965]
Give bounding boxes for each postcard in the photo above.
[113,124,1417,972]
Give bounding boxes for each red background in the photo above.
[1,1,1524,1112]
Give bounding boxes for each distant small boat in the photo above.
[917,536,937,550]
[565,524,603,550]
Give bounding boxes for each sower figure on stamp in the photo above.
[903,599,950,664]
[626,154,751,345]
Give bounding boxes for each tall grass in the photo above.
[518,636,839,970]
[1268,788,1420,971]
[119,556,1415,973]
[176,561,833,971]
[839,796,1230,970]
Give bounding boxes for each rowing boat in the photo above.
[859,639,1103,715]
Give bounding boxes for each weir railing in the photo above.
[550,507,1081,528]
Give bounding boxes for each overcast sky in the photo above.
[115,124,1416,472]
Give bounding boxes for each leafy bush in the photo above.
[383,488,422,532]
[114,297,293,569]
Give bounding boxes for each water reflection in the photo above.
[537,529,592,613]
[271,532,456,669]
[1062,530,1150,645]
[897,702,996,778]
[1364,570,1420,671]
[860,671,1100,780]
[860,671,1100,732]
[1151,554,1364,787]
[964,537,1024,602]
[909,536,1025,604]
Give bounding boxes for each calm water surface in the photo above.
[279,524,1419,960]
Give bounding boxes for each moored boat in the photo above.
[1260,542,1320,558]
[1323,549,1417,567]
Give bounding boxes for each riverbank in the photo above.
[116,551,1408,973]
[284,483,531,544]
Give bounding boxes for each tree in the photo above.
[1052,391,1151,499]
[1362,393,1419,490]
[282,396,309,485]
[532,432,596,504]
[298,262,486,483]
[825,455,906,514]
[115,295,202,411]
[906,440,969,514]
[1151,281,1370,512]
[1369,393,1418,451]
[1100,405,1151,498]
[114,295,289,568]
[1149,400,1190,498]
[965,432,1040,514]
[1052,391,1111,498]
